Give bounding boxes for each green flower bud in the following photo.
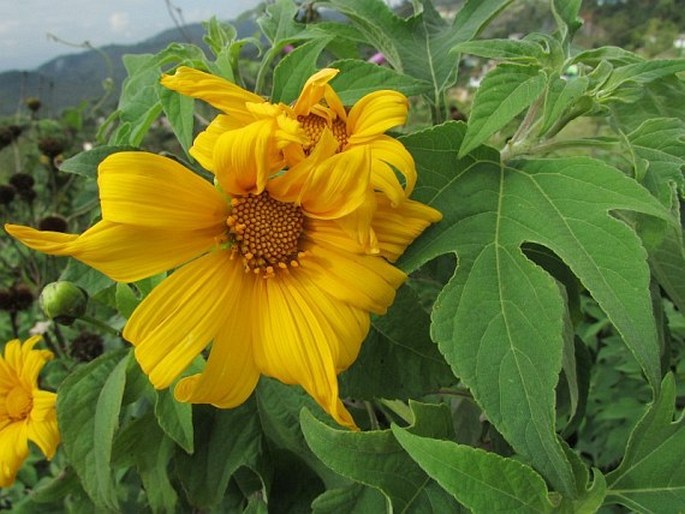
[40,281,88,325]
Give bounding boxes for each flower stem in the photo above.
[80,315,121,337]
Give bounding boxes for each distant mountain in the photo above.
[0,12,262,117]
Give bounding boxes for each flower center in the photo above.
[6,385,32,421]
[226,192,305,278]
[298,114,348,154]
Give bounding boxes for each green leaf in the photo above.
[158,87,194,156]
[610,76,685,132]
[399,122,671,496]
[321,0,513,103]
[451,39,545,63]
[59,145,135,179]
[551,0,582,41]
[112,412,178,514]
[601,59,685,96]
[256,378,346,488]
[539,75,590,136]
[312,483,386,514]
[174,401,263,509]
[392,428,554,513]
[649,227,685,313]
[57,349,130,510]
[459,63,545,157]
[627,118,685,206]
[340,285,454,400]
[300,405,462,513]
[271,36,333,103]
[329,59,432,105]
[154,388,193,453]
[626,118,685,313]
[115,283,138,319]
[257,0,304,44]
[571,46,644,67]
[203,16,237,58]
[60,259,113,297]
[606,373,685,512]
[112,44,206,146]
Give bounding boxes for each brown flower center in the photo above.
[298,114,348,155]
[6,385,32,421]
[227,192,305,277]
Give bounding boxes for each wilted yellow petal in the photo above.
[368,135,417,199]
[190,114,245,173]
[161,66,263,124]
[293,68,340,117]
[372,194,443,261]
[213,119,283,195]
[270,142,371,220]
[347,90,408,144]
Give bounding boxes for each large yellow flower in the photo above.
[5,71,441,429]
[161,66,417,252]
[0,336,60,487]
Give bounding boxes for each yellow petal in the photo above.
[293,68,340,117]
[98,152,229,230]
[270,142,371,220]
[6,221,221,282]
[189,114,245,172]
[1,337,51,388]
[347,90,408,145]
[161,66,263,124]
[124,250,239,389]
[288,266,370,372]
[0,421,29,488]
[332,190,379,254]
[174,272,259,407]
[368,135,417,199]
[27,392,59,459]
[372,194,442,261]
[252,273,359,429]
[213,119,283,196]
[300,235,406,315]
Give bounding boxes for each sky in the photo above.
[0,0,265,72]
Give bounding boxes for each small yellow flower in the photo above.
[0,336,59,487]
[161,67,417,251]
[5,69,441,429]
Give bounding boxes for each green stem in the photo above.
[80,315,121,337]
[364,401,381,430]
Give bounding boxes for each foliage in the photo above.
[1,0,684,512]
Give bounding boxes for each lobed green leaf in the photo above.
[399,122,671,496]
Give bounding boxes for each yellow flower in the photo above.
[161,67,417,251]
[0,336,59,487]
[5,71,441,429]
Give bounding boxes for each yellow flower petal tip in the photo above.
[0,336,59,488]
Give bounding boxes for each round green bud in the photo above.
[40,281,88,325]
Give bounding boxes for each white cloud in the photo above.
[109,12,130,33]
